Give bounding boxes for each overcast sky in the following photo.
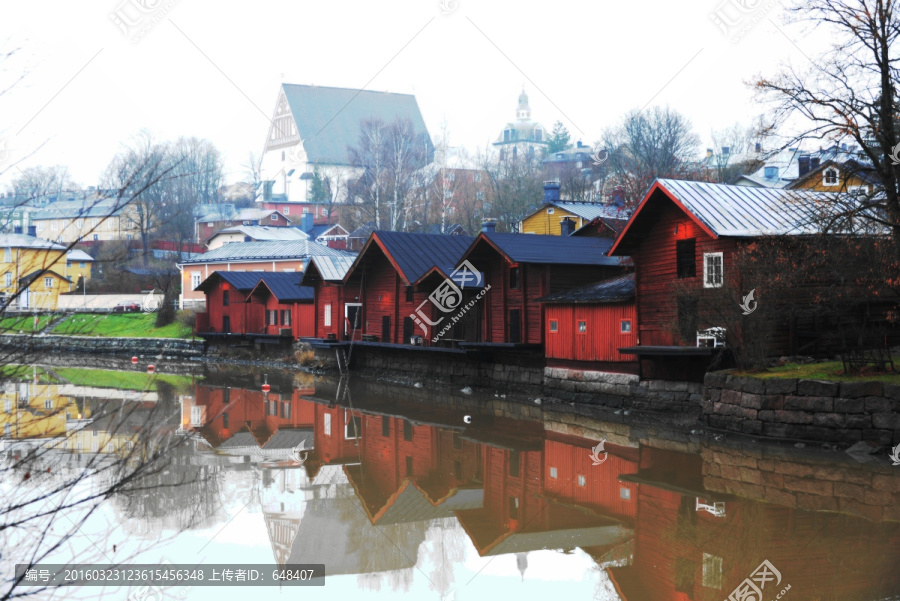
[0,0,828,188]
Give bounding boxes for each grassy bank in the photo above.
[0,314,56,333]
[52,313,192,339]
[732,357,900,384]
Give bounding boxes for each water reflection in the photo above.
[3,366,900,600]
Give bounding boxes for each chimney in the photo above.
[576,140,584,148]
[798,155,811,177]
[810,157,820,171]
[481,219,497,234]
[13,226,22,234]
[27,225,36,237]
[300,212,314,233]
[543,181,560,203]
[755,142,762,153]
[560,217,575,237]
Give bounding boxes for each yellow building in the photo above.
[31,199,140,244]
[0,233,94,310]
[519,198,630,235]
[787,159,878,194]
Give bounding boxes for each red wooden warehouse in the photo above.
[247,272,316,339]
[452,228,629,346]
[538,273,638,370]
[340,231,474,345]
[299,255,356,341]
[194,271,265,335]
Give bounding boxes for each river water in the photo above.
[1,364,899,601]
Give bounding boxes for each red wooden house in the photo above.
[607,179,899,365]
[538,273,638,369]
[247,273,315,339]
[340,231,474,344]
[299,255,356,340]
[194,271,265,335]
[448,230,628,345]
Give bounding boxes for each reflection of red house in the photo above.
[184,384,316,447]
[341,231,474,344]
[610,446,900,601]
[543,432,638,522]
[247,274,315,338]
[311,403,363,466]
[539,273,638,368]
[299,255,356,340]
[457,231,627,345]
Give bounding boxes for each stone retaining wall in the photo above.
[543,367,703,415]
[703,373,900,445]
[0,334,205,359]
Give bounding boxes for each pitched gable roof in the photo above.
[250,272,315,302]
[207,225,309,244]
[280,84,433,166]
[523,201,630,223]
[474,232,621,266]
[346,231,475,285]
[0,234,66,250]
[300,255,356,284]
[19,269,70,286]
[194,271,265,293]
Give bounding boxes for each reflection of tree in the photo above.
[422,517,467,598]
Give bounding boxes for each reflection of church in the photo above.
[493,89,549,162]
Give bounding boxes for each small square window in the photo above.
[44,277,53,288]
[577,474,586,487]
[620,319,632,333]
[620,487,631,500]
[549,320,558,332]
[578,321,587,333]
[549,467,557,479]
[547,208,554,214]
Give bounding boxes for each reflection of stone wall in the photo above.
[544,368,703,415]
[702,444,900,522]
[703,373,900,446]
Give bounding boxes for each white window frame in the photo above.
[577,474,586,487]
[703,252,723,288]
[191,272,201,290]
[283,207,290,215]
[577,320,587,333]
[549,466,557,479]
[5,273,11,288]
[44,277,53,288]
[620,319,632,333]
[323,412,332,436]
[547,208,554,214]
[190,405,203,426]
[549,320,558,333]
[324,304,332,327]
[823,168,839,186]
[3,248,10,262]
[344,411,360,440]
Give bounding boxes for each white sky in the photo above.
[0,0,827,188]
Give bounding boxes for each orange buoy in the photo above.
[147,364,155,374]
[131,356,138,364]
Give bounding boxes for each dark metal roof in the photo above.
[482,232,621,266]
[281,84,433,166]
[364,231,475,284]
[194,271,264,293]
[537,273,634,304]
[252,272,315,302]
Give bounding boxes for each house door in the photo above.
[403,316,414,344]
[509,309,521,344]
[381,315,391,343]
[345,304,362,339]
[222,316,231,333]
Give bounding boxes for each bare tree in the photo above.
[602,105,701,207]
[479,145,544,232]
[8,166,76,203]
[708,122,765,183]
[754,0,900,249]
[348,118,388,230]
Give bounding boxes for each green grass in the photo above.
[52,313,192,339]
[0,314,57,333]
[55,367,194,390]
[0,365,59,382]
[731,357,900,384]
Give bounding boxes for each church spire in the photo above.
[517,88,530,121]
